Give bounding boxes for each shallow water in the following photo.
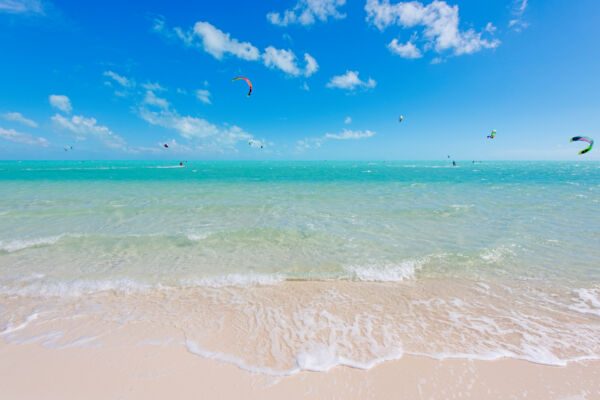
[0,161,599,373]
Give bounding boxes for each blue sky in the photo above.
[0,0,598,160]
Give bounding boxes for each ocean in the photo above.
[0,160,599,374]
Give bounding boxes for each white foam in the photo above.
[344,261,421,282]
[180,274,286,288]
[186,340,404,376]
[569,288,600,317]
[0,278,154,298]
[0,235,63,252]
[187,233,210,241]
[0,313,39,336]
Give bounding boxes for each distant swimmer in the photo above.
[452,161,456,166]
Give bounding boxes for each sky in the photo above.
[0,0,599,160]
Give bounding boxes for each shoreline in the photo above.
[1,341,598,399]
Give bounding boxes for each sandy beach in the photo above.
[1,341,598,399]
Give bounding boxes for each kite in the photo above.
[163,144,169,148]
[571,136,594,155]
[233,77,252,97]
[399,115,403,123]
[487,130,496,139]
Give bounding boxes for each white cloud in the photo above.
[297,128,375,150]
[365,0,499,57]
[195,89,211,104]
[263,47,300,75]
[485,22,497,34]
[509,0,529,32]
[0,0,44,14]
[262,47,319,77]
[388,38,422,58]
[344,116,352,124]
[267,0,347,27]
[142,82,166,91]
[139,107,254,150]
[154,19,318,79]
[144,90,169,110]
[0,126,49,146]
[304,53,319,76]
[49,95,72,113]
[326,70,376,91]
[184,21,260,60]
[0,111,38,127]
[103,71,134,88]
[324,129,375,140]
[52,114,128,151]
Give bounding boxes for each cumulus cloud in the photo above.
[344,116,352,124]
[0,0,44,14]
[0,126,49,146]
[365,0,499,57]
[154,18,318,78]
[263,47,319,77]
[325,129,375,140]
[388,38,422,58]
[168,20,260,60]
[52,114,128,151]
[304,53,319,76]
[143,90,169,110]
[49,95,72,113]
[326,70,376,91]
[195,89,211,104]
[267,0,346,27]
[0,111,38,127]
[297,128,375,150]
[141,82,166,91]
[509,0,529,32]
[104,70,134,88]
[139,107,254,150]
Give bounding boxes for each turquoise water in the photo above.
[1,160,598,286]
[0,161,599,371]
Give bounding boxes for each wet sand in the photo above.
[1,341,598,399]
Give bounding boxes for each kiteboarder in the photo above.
[570,136,594,154]
[233,77,252,97]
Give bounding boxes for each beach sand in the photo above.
[1,341,598,399]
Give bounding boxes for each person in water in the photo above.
[452,161,456,166]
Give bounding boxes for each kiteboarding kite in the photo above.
[163,144,169,148]
[571,136,594,155]
[487,130,496,139]
[64,145,73,151]
[399,115,403,123]
[233,77,252,97]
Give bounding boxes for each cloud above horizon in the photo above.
[267,0,346,27]
[49,95,72,113]
[297,128,375,150]
[327,70,376,91]
[153,18,319,78]
[509,0,529,32]
[52,114,129,151]
[365,0,499,59]
[0,111,38,127]
[0,0,45,15]
[0,126,49,146]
